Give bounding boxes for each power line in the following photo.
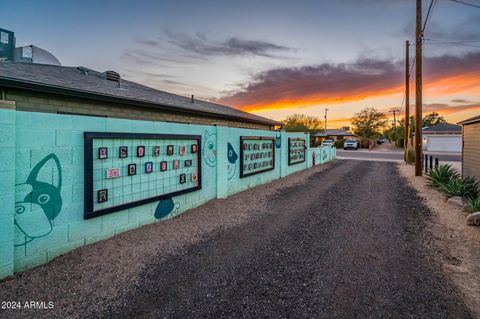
[448,0,480,9]
[424,39,480,48]
[422,0,437,33]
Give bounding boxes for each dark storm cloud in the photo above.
[217,52,480,110]
[423,102,480,114]
[162,29,292,58]
[451,98,471,103]
[217,58,404,108]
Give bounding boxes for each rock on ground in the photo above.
[467,212,480,226]
[447,196,466,208]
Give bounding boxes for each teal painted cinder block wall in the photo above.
[0,110,336,279]
[0,107,16,279]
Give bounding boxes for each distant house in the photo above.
[458,115,480,180]
[421,123,462,152]
[310,129,354,146]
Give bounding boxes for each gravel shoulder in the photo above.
[0,160,473,318]
[398,163,480,317]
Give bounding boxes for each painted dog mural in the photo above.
[227,142,238,180]
[203,130,217,167]
[275,134,281,149]
[14,154,63,246]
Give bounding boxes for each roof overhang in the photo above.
[458,116,480,125]
[0,77,282,127]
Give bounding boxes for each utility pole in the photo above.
[324,107,329,130]
[404,40,410,162]
[415,0,423,176]
[389,109,400,134]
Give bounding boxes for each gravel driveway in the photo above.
[0,160,473,318]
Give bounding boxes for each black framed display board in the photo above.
[288,138,306,165]
[84,132,202,219]
[239,136,275,178]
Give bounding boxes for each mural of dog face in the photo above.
[227,142,238,180]
[203,131,217,167]
[275,134,281,149]
[14,154,63,246]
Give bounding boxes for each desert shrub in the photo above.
[426,164,459,188]
[439,176,479,199]
[334,140,344,148]
[465,197,480,213]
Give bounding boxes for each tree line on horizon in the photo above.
[282,108,446,147]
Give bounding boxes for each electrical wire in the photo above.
[448,0,480,9]
[422,0,437,34]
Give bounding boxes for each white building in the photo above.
[422,123,462,153]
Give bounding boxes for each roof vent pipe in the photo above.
[191,95,194,103]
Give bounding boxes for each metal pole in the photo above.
[435,157,439,168]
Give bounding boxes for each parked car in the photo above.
[343,139,359,150]
[321,139,335,148]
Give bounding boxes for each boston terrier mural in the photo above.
[275,134,281,149]
[14,154,63,246]
[227,142,238,180]
[203,130,217,167]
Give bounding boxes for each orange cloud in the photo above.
[216,52,480,114]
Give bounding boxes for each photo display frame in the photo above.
[84,132,202,219]
[240,136,275,178]
[288,138,306,166]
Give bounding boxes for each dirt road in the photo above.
[0,160,473,318]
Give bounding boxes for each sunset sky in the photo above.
[1,0,479,127]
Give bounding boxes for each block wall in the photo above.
[0,110,335,279]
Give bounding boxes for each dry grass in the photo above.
[397,163,480,317]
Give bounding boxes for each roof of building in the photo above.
[458,115,480,125]
[422,122,462,134]
[311,129,354,137]
[0,62,281,126]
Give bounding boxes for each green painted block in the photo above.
[27,112,73,130]
[0,194,14,220]
[47,238,85,262]
[0,148,15,172]
[0,124,15,147]
[56,130,83,147]
[0,264,14,280]
[68,218,102,242]
[72,116,106,131]
[0,171,15,195]
[106,119,133,132]
[24,224,69,256]
[0,109,15,124]
[0,241,13,267]
[0,216,14,244]
[14,244,25,259]
[101,210,129,231]
[84,229,115,245]
[16,130,56,148]
[115,222,139,235]
[14,251,47,272]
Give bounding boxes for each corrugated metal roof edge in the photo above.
[458,115,480,125]
[0,76,282,127]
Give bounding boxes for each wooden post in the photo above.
[404,40,410,162]
[415,0,423,176]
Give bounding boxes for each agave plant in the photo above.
[466,197,480,213]
[439,176,479,199]
[426,164,459,188]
